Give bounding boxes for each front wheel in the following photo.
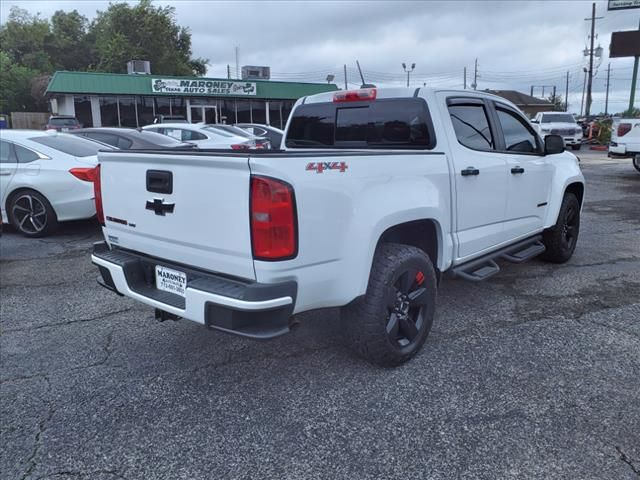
[8,190,58,237]
[540,192,580,263]
[342,243,437,367]
[633,154,640,173]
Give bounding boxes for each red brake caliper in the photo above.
[415,271,425,286]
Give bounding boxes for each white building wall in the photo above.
[90,96,101,127]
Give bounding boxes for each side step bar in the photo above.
[452,235,546,282]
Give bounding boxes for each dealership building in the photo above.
[45,71,338,129]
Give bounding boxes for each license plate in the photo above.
[61,127,69,132]
[155,265,187,297]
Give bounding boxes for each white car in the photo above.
[0,130,109,237]
[142,123,253,149]
[92,87,584,366]
[531,112,583,150]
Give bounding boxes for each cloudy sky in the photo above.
[1,0,638,114]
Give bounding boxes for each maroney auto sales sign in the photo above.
[151,78,257,96]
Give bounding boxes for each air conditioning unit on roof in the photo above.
[241,66,270,80]
[127,60,151,75]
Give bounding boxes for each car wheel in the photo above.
[540,192,580,263]
[571,144,581,151]
[342,243,437,367]
[633,154,640,173]
[8,190,58,237]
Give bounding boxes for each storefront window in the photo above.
[137,97,155,126]
[155,97,171,116]
[99,97,119,127]
[118,97,137,127]
[268,101,282,129]
[171,98,186,117]
[74,96,93,128]
[251,100,266,125]
[236,99,251,123]
[218,99,235,124]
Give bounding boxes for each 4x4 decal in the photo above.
[306,162,349,173]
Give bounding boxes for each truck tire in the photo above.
[7,189,58,238]
[633,154,640,173]
[540,192,580,263]
[342,243,437,367]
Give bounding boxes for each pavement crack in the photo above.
[3,308,136,333]
[20,376,54,480]
[616,446,640,477]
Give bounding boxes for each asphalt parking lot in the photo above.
[1,151,639,480]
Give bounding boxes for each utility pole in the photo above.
[565,71,570,112]
[343,64,348,90]
[530,85,534,97]
[402,62,415,87]
[629,19,640,113]
[235,46,240,79]
[472,58,478,90]
[226,64,231,79]
[580,67,588,117]
[584,2,603,118]
[605,63,611,116]
[552,85,557,109]
[463,67,467,89]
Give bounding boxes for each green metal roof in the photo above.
[46,71,338,100]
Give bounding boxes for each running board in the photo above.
[452,236,545,282]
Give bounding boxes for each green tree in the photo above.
[46,10,93,71]
[0,7,53,72]
[90,0,207,75]
[0,50,40,112]
[547,94,564,112]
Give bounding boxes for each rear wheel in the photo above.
[633,154,640,173]
[8,190,58,237]
[540,192,580,263]
[342,243,437,367]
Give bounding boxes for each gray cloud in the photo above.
[1,0,637,113]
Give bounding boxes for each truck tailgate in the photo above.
[98,151,255,280]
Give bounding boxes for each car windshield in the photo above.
[541,114,575,123]
[30,134,108,157]
[49,118,78,126]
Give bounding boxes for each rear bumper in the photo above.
[609,143,626,155]
[91,242,297,339]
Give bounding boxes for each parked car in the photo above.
[152,115,188,124]
[71,128,195,150]
[207,124,271,149]
[235,123,284,148]
[531,112,582,150]
[142,123,254,149]
[609,118,640,172]
[0,130,112,237]
[91,87,584,366]
[45,116,82,132]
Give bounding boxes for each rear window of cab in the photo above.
[285,98,435,149]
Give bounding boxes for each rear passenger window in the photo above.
[286,98,434,149]
[116,137,133,149]
[0,140,13,163]
[448,104,494,151]
[496,108,540,154]
[14,144,40,163]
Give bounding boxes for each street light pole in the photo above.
[402,62,415,87]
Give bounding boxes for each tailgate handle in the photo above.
[146,170,173,194]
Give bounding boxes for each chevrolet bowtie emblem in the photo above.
[146,198,175,216]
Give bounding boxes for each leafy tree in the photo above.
[90,0,207,75]
[0,7,53,72]
[0,50,40,112]
[547,94,564,112]
[46,10,93,71]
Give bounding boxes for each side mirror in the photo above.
[545,134,564,155]
[531,119,538,123]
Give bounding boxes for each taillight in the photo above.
[93,165,104,226]
[333,88,377,103]
[69,168,95,182]
[250,176,297,260]
[617,123,631,137]
[231,143,251,150]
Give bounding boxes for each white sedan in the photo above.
[142,123,254,149]
[0,130,110,237]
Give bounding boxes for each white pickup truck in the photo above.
[91,88,585,366]
[531,111,583,150]
[609,117,640,172]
